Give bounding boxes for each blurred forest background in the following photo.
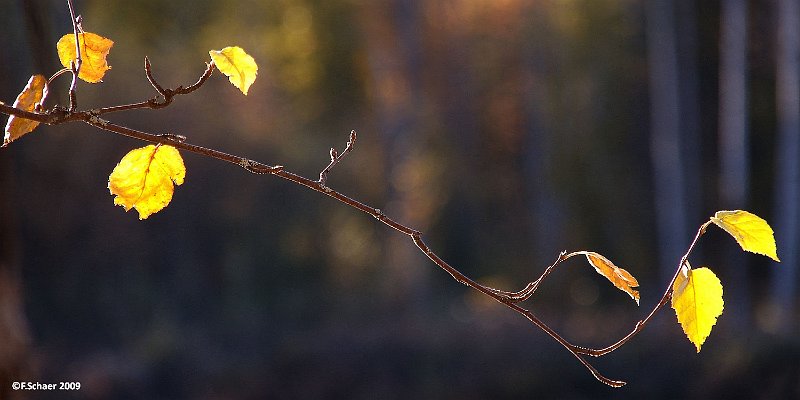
[1,0,799,398]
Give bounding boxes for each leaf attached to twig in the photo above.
[209,46,258,95]
[671,263,724,352]
[3,75,47,147]
[57,32,114,83]
[578,251,640,305]
[710,210,780,262]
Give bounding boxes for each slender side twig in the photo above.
[319,130,357,186]
[67,0,82,111]
[93,58,215,115]
[145,57,167,95]
[485,251,568,302]
[410,236,625,387]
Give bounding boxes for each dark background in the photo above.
[1,0,799,399]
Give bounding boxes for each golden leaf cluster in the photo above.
[670,210,779,352]
[3,30,262,219]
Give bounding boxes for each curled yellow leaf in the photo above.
[710,210,780,262]
[3,75,47,147]
[209,46,258,95]
[576,251,640,305]
[671,264,724,352]
[108,145,186,220]
[57,32,114,83]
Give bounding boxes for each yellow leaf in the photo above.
[3,75,46,147]
[209,46,258,95]
[710,210,780,262]
[581,251,640,305]
[671,265,724,352]
[57,32,114,83]
[108,145,186,220]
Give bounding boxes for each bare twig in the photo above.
[319,130,357,186]
[145,57,167,95]
[67,0,82,111]
[485,251,567,302]
[94,58,215,115]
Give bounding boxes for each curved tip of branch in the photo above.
[602,378,627,388]
[591,370,626,387]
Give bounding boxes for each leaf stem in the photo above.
[67,0,82,111]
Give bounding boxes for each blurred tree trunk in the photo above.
[360,0,431,313]
[0,2,56,397]
[676,0,703,227]
[0,33,28,400]
[646,0,689,284]
[771,0,799,334]
[0,162,30,398]
[522,13,565,265]
[718,0,751,327]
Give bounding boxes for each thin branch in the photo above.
[48,68,73,84]
[92,58,215,115]
[411,235,625,387]
[573,220,712,357]
[319,130,357,186]
[0,51,634,387]
[2,95,624,384]
[485,251,568,302]
[145,56,167,95]
[0,0,654,389]
[67,0,82,111]
[0,102,71,125]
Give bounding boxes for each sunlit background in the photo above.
[1,0,798,398]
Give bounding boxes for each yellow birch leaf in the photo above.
[57,32,114,83]
[710,210,780,262]
[108,145,185,220]
[3,75,46,147]
[671,264,724,352]
[580,251,640,305]
[209,46,258,95]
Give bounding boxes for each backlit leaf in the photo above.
[671,264,724,352]
[710,210,780,262]
[108,145,185,220]
[578,251,640,305]
[3,75,47,147]
[57,32,114,83]
[209,46,258,95]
